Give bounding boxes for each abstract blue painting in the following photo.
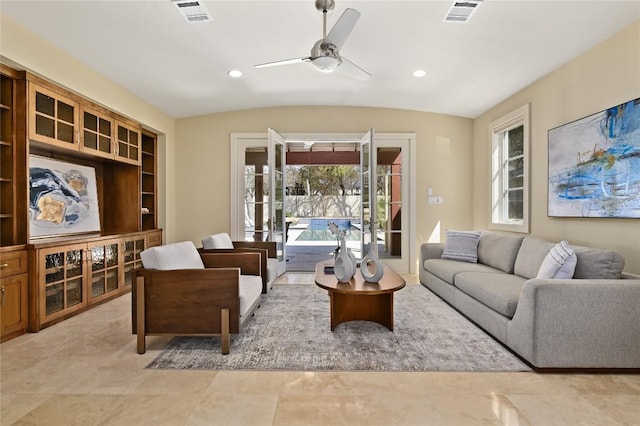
[548,98,640,218]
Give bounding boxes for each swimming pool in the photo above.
[295,219,361,241]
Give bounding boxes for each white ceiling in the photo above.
[2,1,639,119]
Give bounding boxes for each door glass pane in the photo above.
[45,252,64,283]
[57,122,74,143]
[91,246,105,271]
[36,92,55,117]
[84,112,97,131]
[118,142,128,158]
[124,264,134,287]
[46,283,64,314]
[92,272,105,297]
[99,136,111,153]
[84,131,97,149]
[67,278,83,307]
[57,100,74,123]
[124,241,134,262]
[106,270,118,292]
[244,147,269,241]
[106,244,118,267]
[35,115,55,138]
[377,146,402,259]
[99,118,111,136]
[66,250,83,278]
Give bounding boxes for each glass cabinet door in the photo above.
[88,239,120,302]
[80,107,114,159]
[115,121,141,165]
[122,237,145,288]
[28,83,80,150]
[39,243,87,323]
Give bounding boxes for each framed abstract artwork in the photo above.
[548,98,640,218]
[29,156,101,238]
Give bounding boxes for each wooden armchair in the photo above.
[132,241,262,355]
[200,233,279,294]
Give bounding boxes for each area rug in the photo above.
[146,284,531,372]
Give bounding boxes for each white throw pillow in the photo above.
[536,240,577,279]
[201,233,234,249]
[441,229,481,263]
[140,241,205,270]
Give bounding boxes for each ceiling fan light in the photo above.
[312,55,341,72]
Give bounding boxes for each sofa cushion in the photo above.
[425,258,502,284]
[239,275,262,318]
[536,240,577,279]
[454,272,527,318]
[477,231,524,273]
[572,246,625,279]
[201,233,234,249]
[140,241,205,270]
[514,237,555,279]
[441,230,481,263]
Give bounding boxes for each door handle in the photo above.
[1,286,5,307]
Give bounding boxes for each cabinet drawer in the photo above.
[0,250,28,277]
[146,231,162,248]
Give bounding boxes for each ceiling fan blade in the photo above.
[325,8,360,51]
[338,56,371,81]
[255,57,310,68]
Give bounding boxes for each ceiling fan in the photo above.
[255,0,371,81]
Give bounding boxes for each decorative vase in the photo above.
[334,237,356,282]
[360,244,384,282]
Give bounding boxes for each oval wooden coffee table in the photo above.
[314,261,406,331]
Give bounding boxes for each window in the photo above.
[490,104,530,233]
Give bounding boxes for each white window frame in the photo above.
[489,104,530,233]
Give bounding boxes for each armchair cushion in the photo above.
[239,275,263,319]
[202,233,234,249]
[140,241,204,270]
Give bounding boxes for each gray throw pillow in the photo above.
[441,230,481,263]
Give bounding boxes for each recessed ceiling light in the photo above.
[228,70,243,78]
[413,69,427,78]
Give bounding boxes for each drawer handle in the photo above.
[0,263,8,269]
[1,286,5,307]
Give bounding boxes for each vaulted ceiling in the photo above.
[2,1,638,119]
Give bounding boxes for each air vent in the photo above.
[443,0,483,23]
[172,0,212,23]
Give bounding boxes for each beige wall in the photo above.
[0,14,177,242]
[5,10,637,274]
[472,21,640,274]
[175,107,473,263]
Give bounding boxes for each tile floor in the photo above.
[1,273,639,425]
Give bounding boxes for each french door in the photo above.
[268,128,287,275]
[230,132,415,273]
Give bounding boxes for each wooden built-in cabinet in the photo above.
[0,64,163,339]
[141,132,157,230]
[29,83,80,150]
[80,106,115,160]
[1,247,29,342]
[116,121,141,166]
[29,231,160,331]
[1,66,27,247]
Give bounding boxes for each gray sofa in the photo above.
[420,231,640,369]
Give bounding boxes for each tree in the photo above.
[294,165,360,196]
